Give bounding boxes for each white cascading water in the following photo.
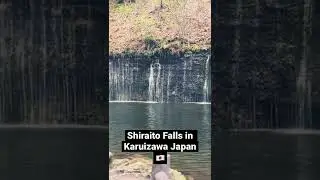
[155,63,162,102]
[118,62,131,101]
[166,67,171,103]
[109,60,136,102]
[109,55,211,103]
[182,60,187,101]
[161,69,165,103]
[203,55,210,102]
[148,64,154,102]
[109,62,113,99]
[148,63,162,102]
[121,61,125,100]
[129,65,134,100]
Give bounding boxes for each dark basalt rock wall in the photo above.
[215,0,320,128]
[109,53,211,103]
[0,0,106,124]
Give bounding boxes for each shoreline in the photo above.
[109,152,194,180]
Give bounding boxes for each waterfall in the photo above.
[203,55,210,102]
[182,60,187,102]
[296,0,312,128]
[109,54,210,102]
[108,62,112,99]
[155,63,162,102]
[129,66,134,100]
[148,64,155,102]
[166,67,171,103]
[148,63,162,102]
[161,67,165,103]
[117,61,131,101]
[109,60,138,101]
[121,61,125,100]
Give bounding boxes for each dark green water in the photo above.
[0,126,108,180]
[215,130,320,180]
[109,102,211,179]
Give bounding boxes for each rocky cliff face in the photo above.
[215,0,320,128]
[0,0,106,124]
[109,53,211,103]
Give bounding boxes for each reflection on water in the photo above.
[109,103,211,180]
[296,135,315,180]
[146,104,159,129]
[215,130,320,180]
[0,127,107,180]
[202,105,211,141]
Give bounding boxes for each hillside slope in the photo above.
[109,0,211,55]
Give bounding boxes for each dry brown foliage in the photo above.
[109,0,211,54]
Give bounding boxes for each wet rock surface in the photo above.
[109,54,211,102]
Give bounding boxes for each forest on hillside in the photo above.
[214,0,320,129]
[0,1,107,124]
[109,0,211,55]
